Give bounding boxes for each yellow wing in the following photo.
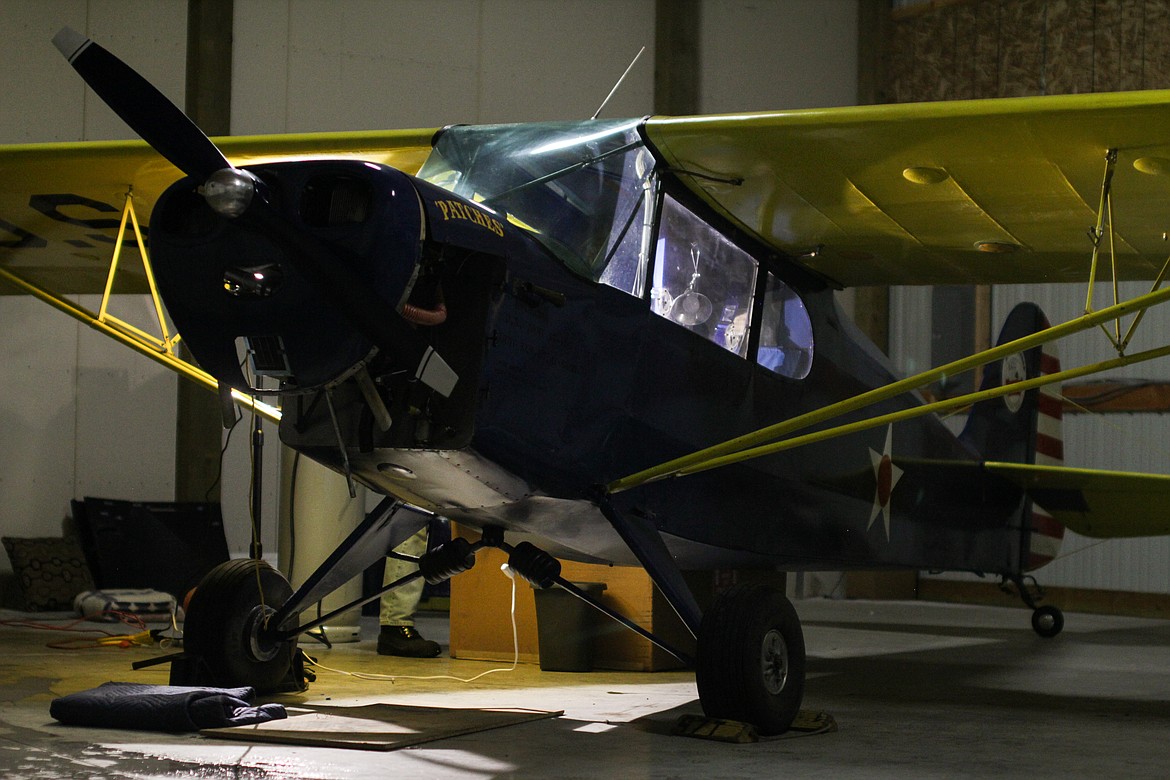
[0,129,436,295]
[985,461,1170,538]
[645,90,1170,287]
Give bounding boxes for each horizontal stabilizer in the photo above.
[984,461,1170,539]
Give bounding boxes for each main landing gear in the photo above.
[696,583,805,736]
[159,497,808,736]
[178,559,304,692]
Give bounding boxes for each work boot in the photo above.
[377,625,441,658]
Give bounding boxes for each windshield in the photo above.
[418,119,655,286]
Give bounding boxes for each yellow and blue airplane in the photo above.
[6,27,1170,734]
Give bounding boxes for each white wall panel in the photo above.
[888,286,932,378]
[72,295,177,502]
[0,1,186,572]
[0,1,88,143]
[233,0,656,134]
[478,0,655,122]
[0,296,80,537]
[699,0,858,113]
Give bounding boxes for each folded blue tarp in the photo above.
[50,682,287,732]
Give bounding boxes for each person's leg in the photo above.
[377,526,440,657]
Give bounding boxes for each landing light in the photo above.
[902,166,949,185]
[224,263,283,297]
[201,167,257,218]
[1134,156,1170,176]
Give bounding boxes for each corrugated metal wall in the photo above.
[886,1,1170,594]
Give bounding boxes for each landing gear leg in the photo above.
[696,583,806,736]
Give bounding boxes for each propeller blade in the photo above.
[53,26,230,179]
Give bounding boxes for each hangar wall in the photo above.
[0,1,189,550]
[0,0,859,576]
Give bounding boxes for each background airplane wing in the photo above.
[0,129,435,295]
[644,91,1170,287]
[984,460,1170,538]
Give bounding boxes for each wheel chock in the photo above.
[672,709,838,742]
[672,714,759,743]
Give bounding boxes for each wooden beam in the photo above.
[1062,380,1170,413]
[186,0,233,136]
[654,0,700,115]
[920,577,1170,620]
[176,0,234,503]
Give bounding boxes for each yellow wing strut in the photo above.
[0,191,279,423]
[607,283,1170,494]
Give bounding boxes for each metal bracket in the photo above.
[1083,148,1170,355]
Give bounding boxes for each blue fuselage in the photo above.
[149,123,1029,580]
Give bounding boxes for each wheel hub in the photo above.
[760,628,789,694]
[245,604,282,662]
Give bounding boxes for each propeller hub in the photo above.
[201,167,258,218]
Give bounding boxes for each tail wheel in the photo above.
[696,583,805,736]
[183,559,298,693]
[1031,604,1064,638]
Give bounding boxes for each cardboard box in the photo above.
[448,526,703,671]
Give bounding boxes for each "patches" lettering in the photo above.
[434,199,504,237]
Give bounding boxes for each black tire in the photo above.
[183,559,298,693]
[696,583,805,736]
[1031,604,1064,638]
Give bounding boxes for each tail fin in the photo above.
[958,302,1064,571]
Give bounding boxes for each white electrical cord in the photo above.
[306,563,520,683]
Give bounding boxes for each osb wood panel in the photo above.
[1145,1,1170,86]
[999,0,1047,97]
[1044,0,1096,95]
[888,0,1170,102]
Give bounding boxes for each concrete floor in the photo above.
[2,597,1169,778]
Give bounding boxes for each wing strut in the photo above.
[96,189,180,354]
[646,338,1170,481]
[598,497,702,637]
[0,191,279,423]
[608,283,1170,494]
[1083,148,1170,355]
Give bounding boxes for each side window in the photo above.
[757,273,814,379]
[651,195,757,358]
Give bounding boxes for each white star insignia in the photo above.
[868,425,903,541]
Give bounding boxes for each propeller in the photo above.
[53,27,458,397]
[53,27,229,180]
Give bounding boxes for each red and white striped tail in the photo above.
[1027,341,1064,570]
